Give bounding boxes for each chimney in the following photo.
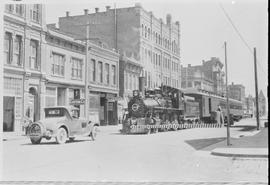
[66,11,70,17]
[202,60,205,64]
[175,21,179,25]
[84,9,88,15]
[166,14,172,25]
[95,7,99,13]
[188,64,191,67]
[106,6,111,11]
[135,3,142,8]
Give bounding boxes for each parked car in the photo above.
[27,106,99,144]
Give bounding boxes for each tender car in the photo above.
[27,106,99,144]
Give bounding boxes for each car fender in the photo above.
[89,121,99,130]
[54,122,70,136]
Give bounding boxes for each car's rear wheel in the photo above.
[56,127,67,144]
[30,137,42,144]
[91,126,98,141]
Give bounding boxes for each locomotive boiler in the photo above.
[122,86,185,134]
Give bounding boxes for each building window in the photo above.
[31,4,40,23]
[71,58,82,79]
[52,53,65,76]
[15,4,23,16]
[14,35,22,66]
[144,26,147,38]
[125,72,128,90]
[98,61,103,83]
[105,63,110,85]
[112,65,116,85]
[45,87,56,107]
[90,59,96,82]
[4,32,12,64]
[141,24,144,36]
[5,4,14,13]
[30,40,39,70]
[148,28,150,39]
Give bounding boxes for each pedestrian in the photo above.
[216,105,224,125]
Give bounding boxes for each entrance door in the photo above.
[29,87,39,122]
[3,96,15,132]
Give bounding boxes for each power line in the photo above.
[218,2,267,77]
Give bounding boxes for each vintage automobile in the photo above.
[27,106,99,144]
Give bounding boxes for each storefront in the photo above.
[89,91,118,126]
[44,84,85,118]
[3,76,23,132]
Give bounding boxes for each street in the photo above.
[2,118,268,182]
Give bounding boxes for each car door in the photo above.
[64,109,81,136]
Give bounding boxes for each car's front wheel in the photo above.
[91,126,98,141]
[30,137,42,144]
[55,127,67,144]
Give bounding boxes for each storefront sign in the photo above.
[70,99,85,105]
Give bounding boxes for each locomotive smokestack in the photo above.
[139,77,145,97]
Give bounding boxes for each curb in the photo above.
[211,148,268,158]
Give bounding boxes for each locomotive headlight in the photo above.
[132,103,139,112]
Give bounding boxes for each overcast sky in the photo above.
[43,0,268,98]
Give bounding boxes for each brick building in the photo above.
[228,82,245,103]
[57,3,181,93]
[3,4,47,133]
[181,57,225,95]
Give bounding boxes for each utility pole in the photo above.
[224,41,231,146]
[85,22,90,118]
[253,47,260,130]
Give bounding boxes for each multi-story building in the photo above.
[181,57,225,95]
[46,24,120,126]
[244,95,254,116]
[119,52,143,98]
[3,4,47,133]
[45,24,87,118]
[3,4,120,134]
[228,82,245,103]
[57,3,181,94]
[258,90,266,116]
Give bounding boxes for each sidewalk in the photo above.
[2,132,27,141]
[208,127,268,158]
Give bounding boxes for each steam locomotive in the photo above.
[122,86,200,134]
[122,85,244,134]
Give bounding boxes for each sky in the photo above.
[43,0,268,98]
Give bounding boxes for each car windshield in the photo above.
[45,108,65,118]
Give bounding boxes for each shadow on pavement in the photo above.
[185,137,226,150]
[21,139,91,145]
[230,125,257,131]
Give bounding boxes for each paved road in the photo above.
[1,118,268,182]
